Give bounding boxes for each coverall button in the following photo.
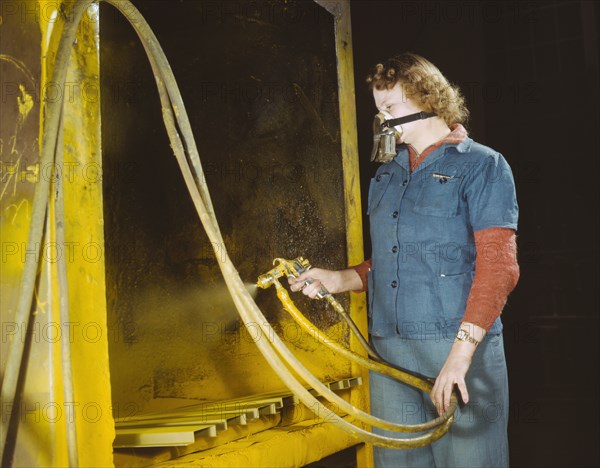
[392,211,399,218]
[392,245,398,253]
[391,280,398,288]
[402,180,408,186]
[376,175,382,181]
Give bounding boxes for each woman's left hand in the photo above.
[431,348,473,416]
[431,323,486,415]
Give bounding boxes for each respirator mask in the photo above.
[370,110,438,163]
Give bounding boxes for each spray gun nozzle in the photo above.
[257,258,288,289]
[257,273,276,289]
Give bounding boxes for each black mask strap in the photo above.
[383,111,437,128]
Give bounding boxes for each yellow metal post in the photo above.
[2,1,114,465]
[41,1,115,464]
[315,1,373,466]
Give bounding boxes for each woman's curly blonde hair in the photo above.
[366,52,469,127]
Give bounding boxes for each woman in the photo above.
[290,53,519,467]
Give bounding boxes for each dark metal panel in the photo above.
[99,0,351,409]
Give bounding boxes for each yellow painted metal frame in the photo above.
[40,1,115,465]
[316,1,373,466]
[0,1,113,465]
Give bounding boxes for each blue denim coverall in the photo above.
[367,137,518,467]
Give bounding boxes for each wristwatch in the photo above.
[455,329,480,347]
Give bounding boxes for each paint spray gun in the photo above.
[257,257,384,361]
[257,257,345,314]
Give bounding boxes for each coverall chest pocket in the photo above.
[414,175,461,217]
[367,172,393,215]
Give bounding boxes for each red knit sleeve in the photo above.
[349,259,372,293]
[462,228,520,331]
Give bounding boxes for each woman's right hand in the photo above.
[288,268,361,298]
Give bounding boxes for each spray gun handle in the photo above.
[285,257,344,313]
[303,277,344,314]
[300,277,330,299]
[285,257,331,299]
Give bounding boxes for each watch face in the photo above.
[457,330,467,339]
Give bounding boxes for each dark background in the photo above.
[350,1,599,467]
[100,0,351,415]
